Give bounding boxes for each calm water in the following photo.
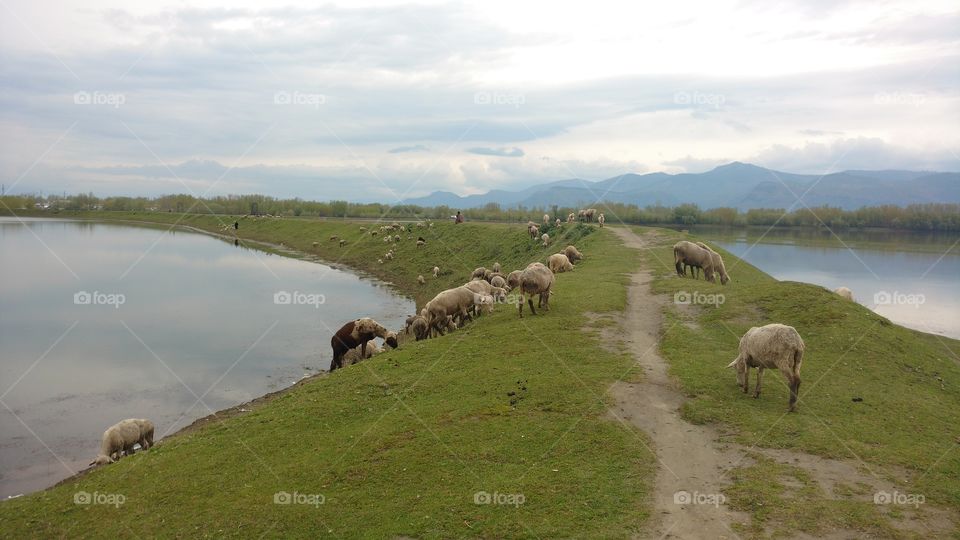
[0,218,413,498]
[688,227,960,339]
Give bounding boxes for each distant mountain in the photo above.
[401,162,959,210]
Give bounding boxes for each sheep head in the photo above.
[384,332,398,349]
[727,357,746,387]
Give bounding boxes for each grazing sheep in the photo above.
[555,218,561,227]
[727,323,805,412]
[394,234,400,242]
[339,239,346,247]
[432,266,440,277]
[471,267,487,280]
[89,418,155,466]
[377,258,383,264]
[330,235,338,241]
[694,242,730,285]
[483,269,495,283]
[673,241,716,281]
[385,252,394,261]
[563,245,583,265]
[567,212,576,223]
[834,287,854,301]
[492,262,501,274]
[384,236,392,243]
[464,279,507,304]
[490,275,507,290]
[330,318,398,371]
[312,241,319,247]
[371,230,378,236]
[409,315,429,341]
[359,227,367,232]
[416,240,425,247]
[418,275,426,285]
[547,253,574,273]
[528,224,539,240]
[416,222,426,228]
[541,233,550,246]
[543,213,550,225]
[506,270,522,291]
[518,262,555,317]
[423,287,478,336]
[598,213,605,227]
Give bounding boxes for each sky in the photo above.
[1,0,958,202]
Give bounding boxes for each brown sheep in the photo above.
[330,318,398,371]
[674,241,715,281]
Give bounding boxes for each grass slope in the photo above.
[635,226,960,538]
[0,213,655,538]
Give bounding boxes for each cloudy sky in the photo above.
[1,0,957,202]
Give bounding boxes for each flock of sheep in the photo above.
[86,214,825,468]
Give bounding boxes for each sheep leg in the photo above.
[527,296,537,315]
[754,367,764,398]
[789,375,801,412]
[742,367,750,393]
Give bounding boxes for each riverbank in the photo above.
[1,213,957,537]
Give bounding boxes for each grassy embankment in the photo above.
[0,212,656,538]
[635,226,960,538]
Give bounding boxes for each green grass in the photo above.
[635,226,960,537]
[0,212,654,538]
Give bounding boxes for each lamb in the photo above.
[471,267,487,280]
[727,324,805,412]
[834,287,854,301]
[342,340,382,366]
[563,245,583,265]
[432,266,440,277]
[543,213,550,225]
[492,262,501,274]
[517,262,555,317]
[330,318,399,371]
[418,275,426,285]
[598,213,605,227]
[409,315,429,341]
[694,242,730,285]
[673,240,715,281]
[89,418,155,466]
[490,275,507,290]
[506,270,522,291]
[541,233,550,246]
[547,253,574,273]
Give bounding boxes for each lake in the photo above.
[0,218,414,498]
[687,226,960,339]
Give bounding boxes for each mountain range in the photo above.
[401,162,960,210]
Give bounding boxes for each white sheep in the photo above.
[543,213,550,225]
[394,234,400,242]
[490,275,507,290]
[417,275,426,285]
[471,267,487,280]
[598,213,605,227]
[377,258,383,264]
[492,262,501,274]
[432,266,440,277]
[416,240,425,247]
[547,253,574,273]
[555,218,561,227]
[834,287,854,301]
[517,262,555,317]
[312,241,319,247]
[89,418,155,466]
[506,270,522,291]
[528,224,539,240]
[727,323,805,412]
[385,252,394,261]
[541,233,550,246]
[423,286,478,336]
[567,212,575,223]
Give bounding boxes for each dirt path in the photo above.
[608,227,746,538]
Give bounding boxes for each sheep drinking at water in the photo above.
[726,323,805,412]
[89,418,155,466]
[330,318,398,371]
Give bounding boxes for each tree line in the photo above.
[2,192,959,231]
